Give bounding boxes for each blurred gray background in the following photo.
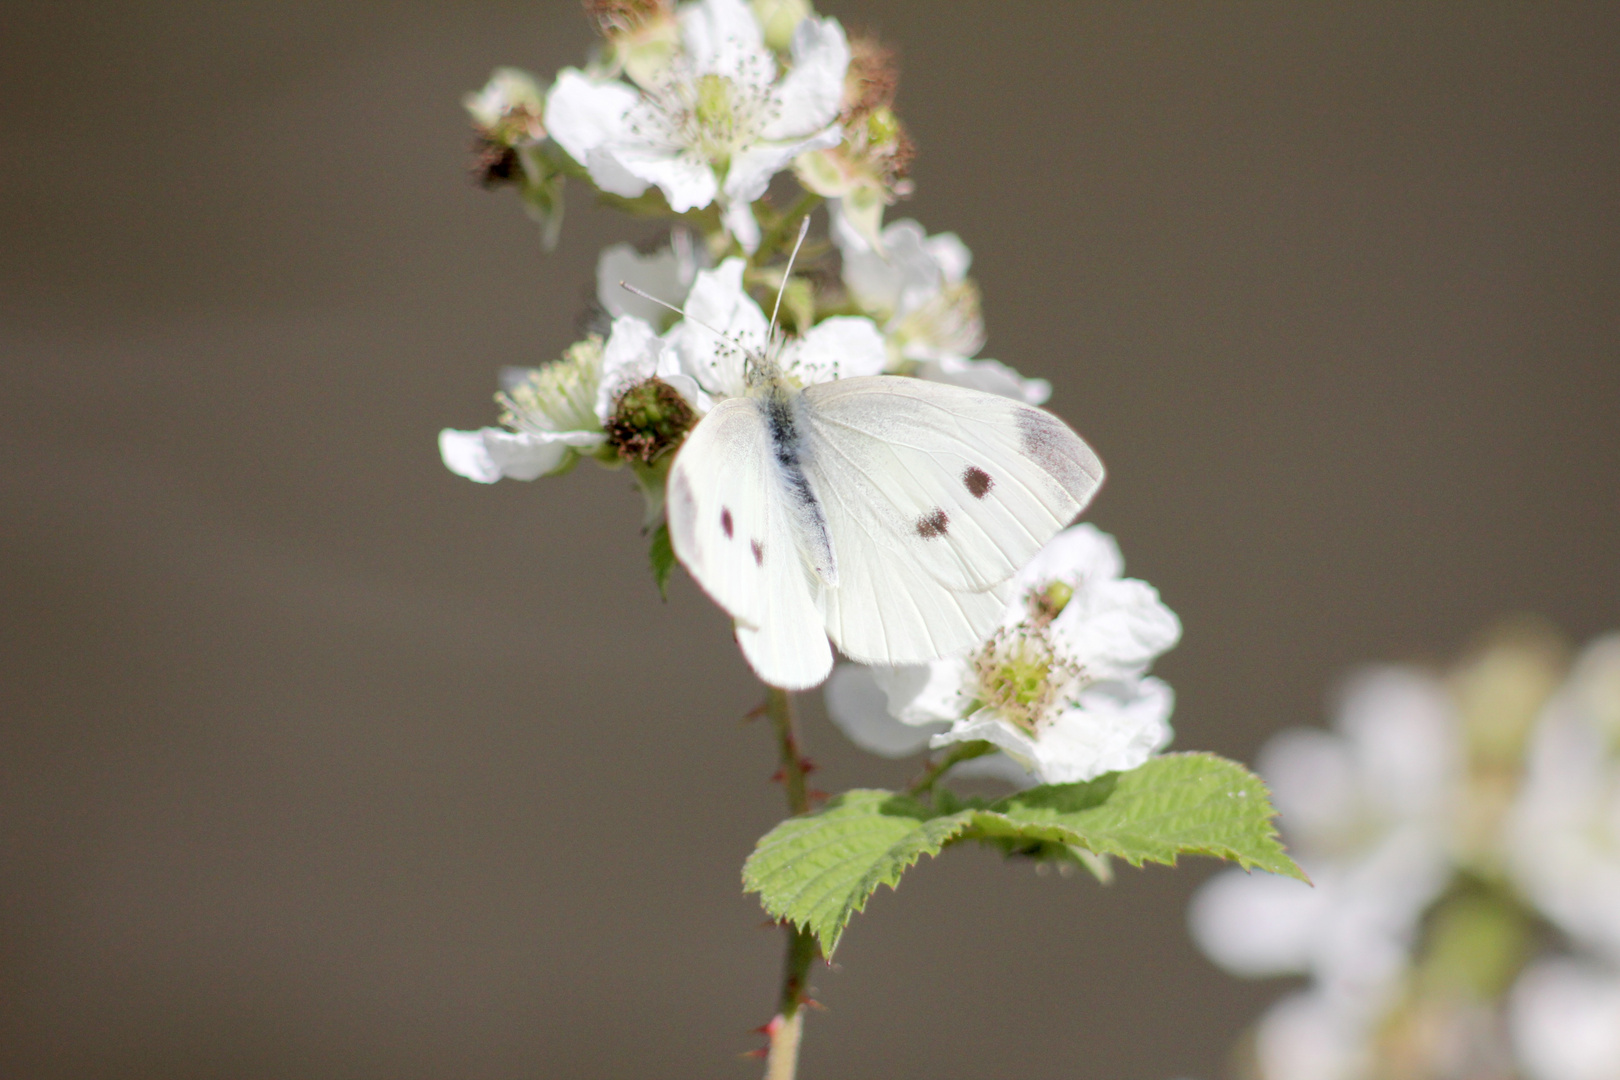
[2,2,1616,1077]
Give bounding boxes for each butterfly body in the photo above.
[668,371,1104,690]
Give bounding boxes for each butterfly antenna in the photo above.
[767,213,813,341]
[617,281,724,338]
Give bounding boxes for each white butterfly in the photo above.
[667,354,1104,690]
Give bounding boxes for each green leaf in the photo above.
[973,753,1306,879]
[743,753,1302,956]
[743,791,979,956]
[648,521,675,600]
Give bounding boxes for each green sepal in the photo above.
[648,521,675,601]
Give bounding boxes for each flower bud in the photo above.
[606,378,697,464]
[751,0,813,53]
[584,0,679,90]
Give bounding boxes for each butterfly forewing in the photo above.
[800,377,1105,595]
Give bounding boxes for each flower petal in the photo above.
[723,125,843,206]
[543,69,638,167]
[873,659,973,725]
[1188,868,1324,978]
[915,355,1052,405]
[607,142,718,211]
[666,257,768,397]
[1050,576,1182,680]
[440,427,593,483]
[824,664,944,757]
[594,315,665,423]
[761,16,850,139]
[680,0,770,82]
[1014,522,1124,591]
[922,231,973,284]
[596,241,695,324]
[935,677,1174,784]
[721,196,762,254]
[783,315,886,385]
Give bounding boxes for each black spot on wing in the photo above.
[963,466,993,499]
[916,508,949,539]
[721,508,733,538]
[751,539,764,565]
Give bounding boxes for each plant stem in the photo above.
[762,686,816,1080]
[906,740,997,798]
[756,192,825,265]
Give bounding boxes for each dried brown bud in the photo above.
[471,136,521,188]
[843,35,900,121]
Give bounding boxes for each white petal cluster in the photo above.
[1190,668,1460,1019]
[825,525,1180,785]
[545,0,848,252]
[1507,635,1620,964]
[441,255,884,483]
[834,213,1052,404]
[464,68,548,138]
[1190,631,1620,1080]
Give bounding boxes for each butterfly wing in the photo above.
[666,397,833,690]
[801,376,1103,665]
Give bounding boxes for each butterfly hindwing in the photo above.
[666,396,832,689]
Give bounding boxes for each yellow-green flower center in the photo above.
[974,630,1065,735]
[499,336,603,435]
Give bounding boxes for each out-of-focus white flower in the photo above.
[834,214,1050,404]
[912,355,1052,407]
[825,524,1180,785]
[596,229,708,328]
[1511,958,1620,1080]
[1189,667,1461,1004]
[663,257,885,399]
[1254,991,1373,1080]
[441,315,702,483]
[545,0,848,252]
[465,68,548,139]
[1508,634,1620,964]
[837,215,981,358]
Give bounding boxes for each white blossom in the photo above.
[464,67,548,138]
[441,314,699,483]
[544,0,848,252]
[1510,958,1620,1080]
[825,525,1180,785]
[1507,634,1620,964]
[834,213,1050,403]
[1189,667,1461,1006]
[596,229,707,328]
[1252,991,1374,1080]
[663,256,885,400]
